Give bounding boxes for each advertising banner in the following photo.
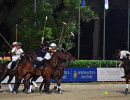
[72,68,97,82]
[1,68,125,83]
[97,68,125,81]
[51,68,97,82]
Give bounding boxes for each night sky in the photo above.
[0,1,129,60]
[71,1,128,60]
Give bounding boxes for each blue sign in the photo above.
[51,68,97,82]
[61,68,72,82]
[72,68,97,82]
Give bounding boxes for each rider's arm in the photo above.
[11,48,16,55]
[119,60,123,67]
[41,37,44,44]
[20,49,24,56]
[41,40,43,44]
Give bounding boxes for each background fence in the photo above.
[1,68,125,83]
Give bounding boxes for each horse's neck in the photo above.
[56,61,66,71]
[47,53,59,67]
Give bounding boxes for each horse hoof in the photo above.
[26,91,30,94]
[42,89,47,93]
[31,90,34,93]
[35,87,38,90]
[22,89,26,93]
[40,91,42,94]
[46,91,51,94]
[58,91,63,94]
[0,89,3,93]
[12,91,16,94]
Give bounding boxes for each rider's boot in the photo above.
[121,70,127,78]
[9,62,16,75]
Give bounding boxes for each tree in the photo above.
[86,0,127,59]
[0,0,97,53]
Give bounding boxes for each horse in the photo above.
[0,50,38,93]
[38,51,76,94]
[0,61,14,92]
[12,50,75,94]
[123,57,130,95]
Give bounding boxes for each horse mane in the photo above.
[55,59,67,70]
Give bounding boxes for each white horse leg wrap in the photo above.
[32,81,37,87]
[126,84,129,89]
[8,84,12,92]
[57,86,61,89]
[29,85,32,92]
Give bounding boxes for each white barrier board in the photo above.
[1,76,15,83]
[97,68,125,81]
[1,68,126,83]
[1,76,43,83]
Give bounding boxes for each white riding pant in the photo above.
[8,58,17,69]
[37,57,44,61]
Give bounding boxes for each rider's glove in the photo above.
[41,37,44,41]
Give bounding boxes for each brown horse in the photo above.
[38,52,75,94]
[0,61,15,92]
[123,57,130,95]
[0,50,37,93]
[13,50,75,93]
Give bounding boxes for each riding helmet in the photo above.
[16,42,22,46]
[50,43,57,47]
[115,49,121,56]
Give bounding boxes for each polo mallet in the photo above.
[0,33,12,48]
[58,22,67,47]
[43,16,48,37]
[51,32,75,42]
[16,24,18,42]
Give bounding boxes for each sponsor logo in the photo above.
[74,70,77,79]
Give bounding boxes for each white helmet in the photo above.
[12,42,17,46]
[50,43,57,47]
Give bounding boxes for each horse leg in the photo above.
[7,75,14,92]
[12,74,21,94]
[46,80,51,93]
[0,83,2,93]
[39,81,45,92]
[125,79,129,95]
[31,77,38,89]
[56,79,63,94]
[41,79,47,93]
[0,75,7,93]
[22,82,27,93]
[29,77,38,93]
[21,78,30,94]
[23,74,32,94]
[0,74,9,92]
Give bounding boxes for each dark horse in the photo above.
[0,61,15,92]
[31,51,76,94]
[13,50,75,93]
[0,50,37,93]
[123,57,130,95]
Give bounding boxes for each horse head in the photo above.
[55,49,76,63]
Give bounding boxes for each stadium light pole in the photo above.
[78,0,80,60]
[103,3,106,60]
